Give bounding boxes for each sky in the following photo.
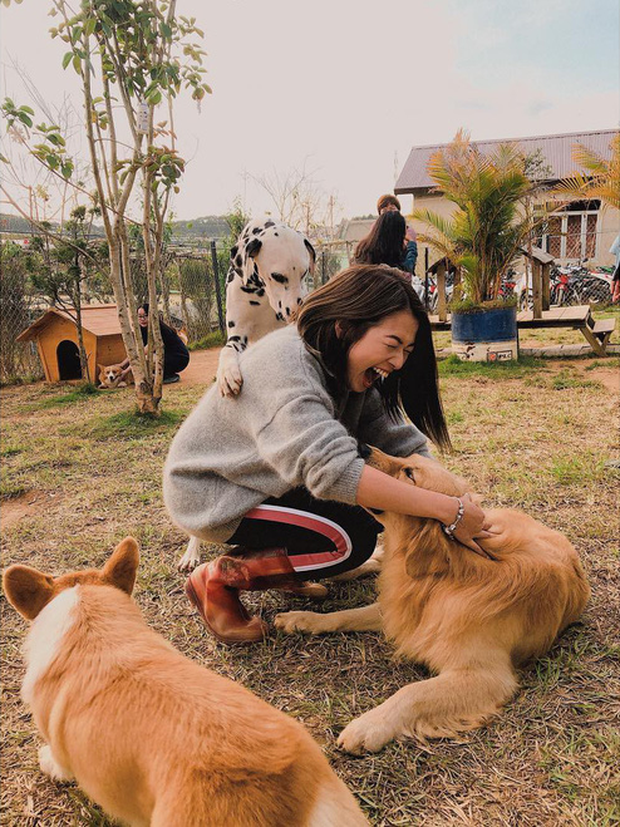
[1,0,618,224]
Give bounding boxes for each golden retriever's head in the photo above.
[367,447,469,500]
[365,447,476,576]
[2,537,139,621]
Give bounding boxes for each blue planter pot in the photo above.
[452,305,518,362]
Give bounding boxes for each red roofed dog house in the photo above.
[16,305,126,383]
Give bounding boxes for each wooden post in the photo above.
[542,262,551,311]
[210,241,225,334]
[437,262,447,323]
[532,260,543,319]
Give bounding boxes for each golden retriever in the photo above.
[275,449,590,755]
[3,539,368,825]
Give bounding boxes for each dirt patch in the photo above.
[587,369,619,395]
[1,490,63,530]
[536,357,619,395]
[171,347,221,388]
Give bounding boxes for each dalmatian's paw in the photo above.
[217,349,243,397]
[178,536,202,572]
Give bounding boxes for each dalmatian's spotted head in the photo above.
[230,219,315,321]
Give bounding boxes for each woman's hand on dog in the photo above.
[453,493,498,559]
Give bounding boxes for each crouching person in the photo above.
[163,265,490,644]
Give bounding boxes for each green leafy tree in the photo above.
[2,0,210,413]
[413,130,542,306]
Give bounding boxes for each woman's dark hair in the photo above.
[296,264,451,451]
[354,211,407,269]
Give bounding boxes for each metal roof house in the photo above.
[17,305,126,383]
[395,129,619,265]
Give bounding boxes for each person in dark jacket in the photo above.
[353,210,418,275]
[120,304,190,385]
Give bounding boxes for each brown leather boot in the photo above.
[226,547,329,597]
[186,548,327,644]
[225,546,313,591]
[185,558,268,644]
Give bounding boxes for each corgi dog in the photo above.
[97,363,134,389]
[3,539,368,826]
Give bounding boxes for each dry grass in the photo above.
[1,344,619,826]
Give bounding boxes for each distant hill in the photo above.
[169,216,230,241]
[0,212,230,242]
[0,213,49,234]
[0,213,107,237]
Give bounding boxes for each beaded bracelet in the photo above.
[442,497,465,538]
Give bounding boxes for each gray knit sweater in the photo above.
[163,326,430,543]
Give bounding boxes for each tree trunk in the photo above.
[135,378,160,414]
[73,291,91,383]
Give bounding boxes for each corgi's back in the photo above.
[4,539,368,827]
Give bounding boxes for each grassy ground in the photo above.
[1,338,619,825]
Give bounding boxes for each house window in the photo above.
[540,200,600,262]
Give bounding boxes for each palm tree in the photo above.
[413,131,540,305]
[553,134,620,211]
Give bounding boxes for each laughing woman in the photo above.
[164,264,490,644]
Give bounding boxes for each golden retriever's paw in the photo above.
[274,610,325,635]
[39,745,73,782]
[337,710,393,755]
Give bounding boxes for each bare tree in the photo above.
[249,161,341,238]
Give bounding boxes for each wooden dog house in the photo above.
[16,304,127,383]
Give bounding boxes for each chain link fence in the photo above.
[312,240,356,286]
[4,230,612,384]
[0,243,45,384]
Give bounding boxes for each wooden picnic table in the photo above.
[430,305,616,356]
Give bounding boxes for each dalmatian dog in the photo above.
[216,217,316,397]
[178,218,314,573]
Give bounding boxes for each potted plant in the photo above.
[413,131,540,361]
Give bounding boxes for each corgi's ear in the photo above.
[97,364,104,373]
[103,537,139,595]
[2,565,55,620]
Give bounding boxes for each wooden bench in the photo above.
[580,317,617,356]
[430,306,617,357]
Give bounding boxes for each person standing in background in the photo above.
[354,210,418,281]
[375,193,418,275]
